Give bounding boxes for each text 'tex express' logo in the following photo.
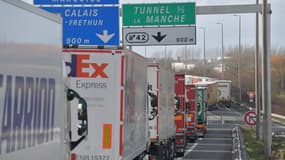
[66,54,108,78]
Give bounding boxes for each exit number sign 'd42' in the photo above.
[122,3,196,26]
[123,26,196,46]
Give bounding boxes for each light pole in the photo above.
[216,22,224,80]
[262,0,272,158]
[233,15,242,105]
[198,27,206,77]
[255,0,262,141]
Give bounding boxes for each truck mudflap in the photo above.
[175,134,186,157]
[186,125,196,142]
[147,138,176,160]
[196,124,207,138]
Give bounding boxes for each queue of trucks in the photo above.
[0,1,88,160]
[0,1,232,159]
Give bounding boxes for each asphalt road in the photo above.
[175,104,285,160]
[175,105,237,160]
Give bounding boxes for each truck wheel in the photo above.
[157,144,164,160]
[165,143,170,160]
[169,139,175,160]
[176,151,184,157]
[133,153,145,160]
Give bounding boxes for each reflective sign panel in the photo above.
[42,7,119,46]
[123,26,196,46]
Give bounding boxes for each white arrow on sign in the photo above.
[82,64,95,77]
[96,30,115,43]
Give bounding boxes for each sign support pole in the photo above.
[262,0,272,159]
[255,0,262,141]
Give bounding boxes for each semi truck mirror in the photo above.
[78,99,87,121]
[147,90,158,120]
[77,98,88,136]
[151,95,157,108]
[174,96,180,110]
[185,102,190,112]
[67,89,88,150]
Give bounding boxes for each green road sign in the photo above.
[122,3,196,26]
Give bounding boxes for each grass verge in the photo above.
[241,127,285,160]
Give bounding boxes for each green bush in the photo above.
[241,127,285,160]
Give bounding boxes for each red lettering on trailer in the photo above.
[76,55,90,77]
[90,63,108,78]
[66,54,109,78]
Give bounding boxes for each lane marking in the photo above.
[193,143,232,146]
[225,107,231,111]
[187,150,233,153]
[185,143,198,155]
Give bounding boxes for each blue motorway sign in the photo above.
[34,0,119,5]
[42,7,119,46]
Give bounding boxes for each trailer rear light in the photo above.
[103,124,112,149]
[187,129,194,134]
[175,115,183,120]
[71,153,76,160]
[176,138,184,145]
[197,124,205,129]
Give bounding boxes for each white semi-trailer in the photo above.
[0,1,88,159]
[147,63,176,160]
[216,80,232,105]
[63,48,148,160]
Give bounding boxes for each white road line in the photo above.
[185,143,198,154]
[225,107,231,111]
[175,144,198,160]
[195,143,232,146]
[188,150,232,153]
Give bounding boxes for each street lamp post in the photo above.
[217,22,224,80]
[262,0,272,158]
[199,27,206,77]
[233,15,242,105]
[255,0,262,141]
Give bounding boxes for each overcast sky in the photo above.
[22,0,284,59]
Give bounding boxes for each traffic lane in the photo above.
[183,149,233,160]
[206,129,232,135]
[209,110,243,117]
[196,137,232,144]
[191,143,232,151]
[179,127,233,160]
[175,108,240,160]
[182,138,233,159]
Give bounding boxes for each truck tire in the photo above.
[176,151,184,157]
[157,143,164,160]
[169,139,176,160]
[165,143,170,160]
[134,152,145,160]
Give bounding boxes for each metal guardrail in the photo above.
[272,113,285,120]
[232,127,241,160]
[232,126,248,160]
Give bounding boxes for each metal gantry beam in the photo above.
[196,4,262,15]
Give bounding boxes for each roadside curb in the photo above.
[232,126,249,160]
